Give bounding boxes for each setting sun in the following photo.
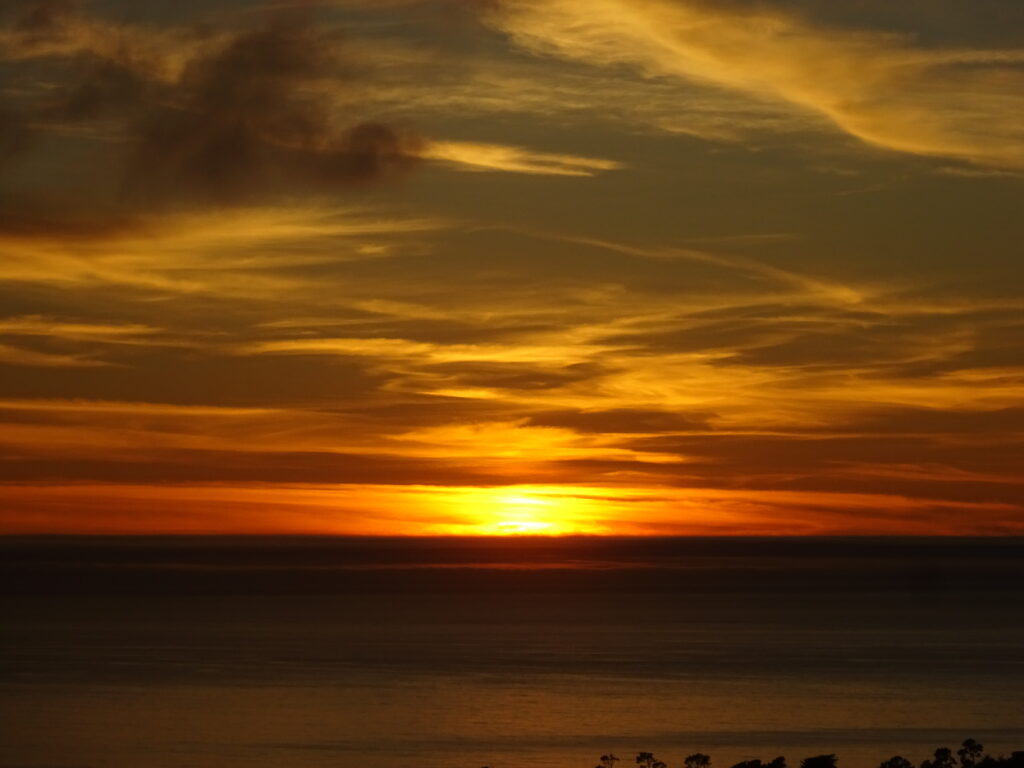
[445,488,590,536]
[491,519,557,535]
[412,486,622,536]
[481,493,562,535]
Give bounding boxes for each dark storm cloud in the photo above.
[3,0,76,34]
[127,15,421,199]
[0,2,423,204]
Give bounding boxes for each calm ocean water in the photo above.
[1,538,1023,768]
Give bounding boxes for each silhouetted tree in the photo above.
[731,755,785,768]
[924,748,957,768]
[582,740,1024,768]
[801,754,837,768]
[636,752,667,768]
[959,740,985,768]
[880,756,915,768]
[977,753,1023,768]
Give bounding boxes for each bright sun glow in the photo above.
[426,485,613,536]
[486,493,559,535]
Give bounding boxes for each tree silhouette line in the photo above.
[573,739,1024,768]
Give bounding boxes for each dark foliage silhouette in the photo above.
[881,757,916,768]
[801,755,837,768]
[585,742,1022,768]
[731,755,786,768]
[637,753,668,768]
[923,748,957,768]
[960,741,985,768]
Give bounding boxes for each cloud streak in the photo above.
[423,140,624,176]
[483,0,1024,168]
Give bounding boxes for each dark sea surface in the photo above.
[1,537,1023,768]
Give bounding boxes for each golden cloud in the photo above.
[423,140,624,176]
[484,0,1024,168]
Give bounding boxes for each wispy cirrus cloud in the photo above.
[481,0,1024,169]
[0,316,158,341]
[0,343,113,368]
[0,205,450,295]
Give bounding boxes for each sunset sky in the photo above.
[1,0,1022,536]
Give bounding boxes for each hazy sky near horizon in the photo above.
[0,0,1022,535]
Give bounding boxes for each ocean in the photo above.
[2,537,1023,768]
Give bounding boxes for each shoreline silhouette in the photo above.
[570,742,1024,768]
